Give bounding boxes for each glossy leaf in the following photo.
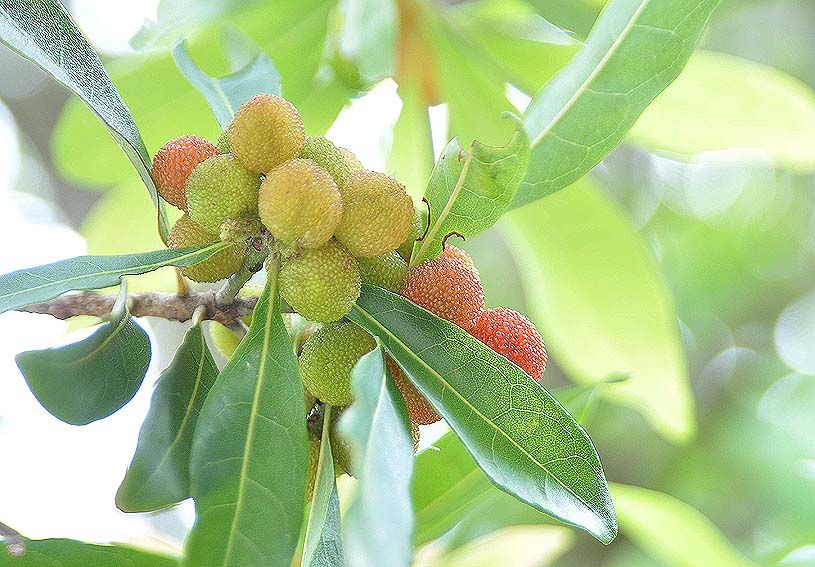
[511,0,719,207]
[116,322,218,512]
[0,538,178,566]
[340,346,414,567]
[349,285,617,544]
[0,243,229,315]
[503,179,695,443]
[328,0,397,90]
[0,0,168,236]
[187,268,308,567]
[630,50,815,172]
[173,37,282,129]
[610,483,760,567]
[412,128,530,265]
[15,286,150,425]
[302,405,345,567]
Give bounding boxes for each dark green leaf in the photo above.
[0,0,169,237]
[0,243,229,315]
[187,267,308,567]
[15,286,150,426]
[412,128,529,264]
[511,0,719,207]
[302,406,345,567]
[172,37,282,129]
[116,322,218,512]
[0,538,178,566]
[340,346,414,567]
[349,285,617,544]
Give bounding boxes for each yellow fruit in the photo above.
[340,147,364,172]
[167,215,245,282]
[258,159,342,249]
[300,136,352,186]
[357,251,407,293]
[227,93,305,174]
[334,170,414,257]
[298,321,375,405]
[185,154,261,233]
[280,240,361,323]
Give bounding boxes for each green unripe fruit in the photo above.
[209,321,241,358]
[279,240,361,322]
[329,410,355,477]
[216,130,231,154]
[357,251,407,292]
[258,158,342,249]
[167,215,245,282]
[227,93,305,174]
[299,321,375,405]
[340,147,364,172]
[300,136,352,186]
[185,154,260,233]
[398,208,427,261]
[335,170,414,257]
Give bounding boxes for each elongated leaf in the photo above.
[173,38,282,129]
[15,286,150,425]
[511,0,719,207]
[116,322,218,512]
[610,483,760,567]
[630,50,815,171]
[340,346,414,567]
[0,242,229,315]
[387,72,434,202]
[0,538,178,566]
[412,384,607,546]
[187,268,308,567]
[0,0,168,236]
[302,406,345,567]
[349,285,617,544]
[412,128,530,265]
[503,179,695,443]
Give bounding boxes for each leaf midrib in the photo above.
[352,303,608,531]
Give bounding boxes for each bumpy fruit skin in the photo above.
[470,308,547,381]
[258,159,342,248]
[300,136,352,186]
[397,208,426,261]
[306,434,321,501]
[185,154,261,233]
[280,240,361,323]
[216,130,231,154]
[400,256,485,330]
[167,214,245,282]
[411,422,420,453]
[441,244,477,274]
[151,135,217,211]
[357,251,407,293]
[299,321,376,405]
[387,356,440,425]
[227,94,305,173]
[334,170,414,258]
[340,147,364,172]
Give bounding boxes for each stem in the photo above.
[0,520,25,556]
[215,232,272,308]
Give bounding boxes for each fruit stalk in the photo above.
[214,229,272,308]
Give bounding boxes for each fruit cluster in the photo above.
[154,93,415,324]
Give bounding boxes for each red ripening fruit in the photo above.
[151,135,218,211]
[440,244,477,274]
[400,256,484,330]
[469,307,547,381]
[386,356,440,426]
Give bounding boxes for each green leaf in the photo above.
[328,0,398,90]
[0,242,229,315]
[349,285,617,544]
[0,538,178,566]
[387,74,434,202]
[15,286,150,425]
[610,483,760,567]
[412,384,607,546]
[116,321,218,512]
[502,179,695,443]
[302,405,345,567]
[187,265,308,567]
[511,0,719,207]
[0,0,169,237]
[172,37,282,129]
[630,50,815,171]
[411,128,530,265]
[340,346,414,567]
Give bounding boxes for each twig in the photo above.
[0,520,25,556]
[215,230,272,308]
